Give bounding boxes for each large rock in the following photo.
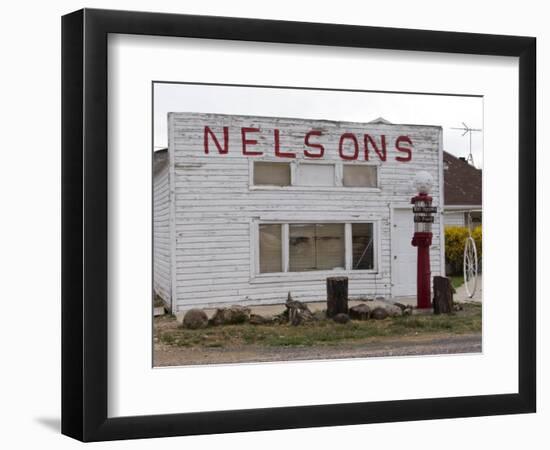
[333,313,350,324]
[375,299,403,317]
[210,305,251,325]
[182,308,208,329]
[370,307,389,320]
[249,314,267,325]
[349,303,371,320]
[387,306,404,317]
[394,302,413,316]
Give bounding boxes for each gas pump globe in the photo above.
[411,172,437,309]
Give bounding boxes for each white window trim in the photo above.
[249,159,381,192]
[251,218,380,283]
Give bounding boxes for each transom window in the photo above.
[343,164,377,187]
[252,161,378,188]
[296,164,335,187]
[253,161,291,186]
[258,222,376,274]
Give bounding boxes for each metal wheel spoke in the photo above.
[463,237,478,298]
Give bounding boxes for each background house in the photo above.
[443,151,482,228]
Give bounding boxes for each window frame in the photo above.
[249,159,381,192]
[251,218,380,282]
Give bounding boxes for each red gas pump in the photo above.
[411,172,437,309]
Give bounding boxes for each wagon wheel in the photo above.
[463,236,478,298]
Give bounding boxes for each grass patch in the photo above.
[449,275,464,290]
[154,303,481,349]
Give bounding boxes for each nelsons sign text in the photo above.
[203,126,414,162]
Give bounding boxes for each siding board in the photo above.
[152,154,172,305]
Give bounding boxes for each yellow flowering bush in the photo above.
[445,226,482,274]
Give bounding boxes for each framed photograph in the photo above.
[62,8,536,442]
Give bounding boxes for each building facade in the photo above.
[154,113,445,313]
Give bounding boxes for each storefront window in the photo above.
[259,224,282,273]
[352,223,374,269]
[259,222,374,274]
[289,224,345,271]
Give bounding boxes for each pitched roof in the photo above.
[153,148,168,176]
[444,151,482,206]
[368,117,392,125]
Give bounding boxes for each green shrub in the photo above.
[445,226,482,274]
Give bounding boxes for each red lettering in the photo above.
[204,126,229,154]
[304,130,325,158]
[338,133,359,160]
[241,127,263,156]
[365,134,387,161]
[395,135,413,162]
[273,129,296,158]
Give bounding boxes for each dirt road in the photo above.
[154,333,481,367]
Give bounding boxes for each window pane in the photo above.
[315,224,345,270]
[296,164,335,186]
[352,223,374,270]
[259,224,282,273]
[343,165,377,187]
[254,162,290,186]
[289,224,316,271]
[289,224,345,271]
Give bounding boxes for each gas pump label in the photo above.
[414,216,435,223]
[412,206,437,213]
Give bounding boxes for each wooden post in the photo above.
[326,277,349,318]
[433,276,453,314]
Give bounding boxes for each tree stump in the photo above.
[433,276,453,314]
[326,277,349,318]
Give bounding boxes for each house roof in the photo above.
[444,151,482,206]
[153,148,168,176]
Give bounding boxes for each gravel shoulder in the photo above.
[154,332,481,367]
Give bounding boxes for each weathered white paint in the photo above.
[160,113,444,312]
[438,131,446,278]
[442,206,482,229]
[390,206,442,296]
[443,211,467,227]
[152,151,172,308]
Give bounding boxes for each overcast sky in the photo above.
[154,83,483,168]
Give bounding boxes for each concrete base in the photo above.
[454,275,483,303]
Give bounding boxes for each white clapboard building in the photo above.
[153,113,445,313]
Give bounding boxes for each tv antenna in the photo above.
[451,122,482,166]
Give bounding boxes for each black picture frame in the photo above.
[61,8,536,442]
